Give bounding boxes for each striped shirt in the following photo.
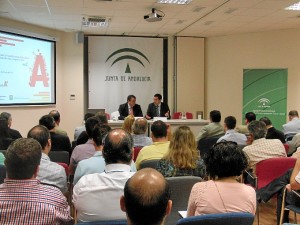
[0,179,72,225]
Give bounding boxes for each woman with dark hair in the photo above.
[187,141,256,216]
[0,116,14,150]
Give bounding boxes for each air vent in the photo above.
[82,16,110,27]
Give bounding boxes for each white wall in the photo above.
[205,29,300,125]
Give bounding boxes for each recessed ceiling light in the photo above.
[157,0,192,5]
[285,1,300,10]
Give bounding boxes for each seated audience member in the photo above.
[145,93,170,120]
[187,141,256,216]
[0,138,72,224]
[76,112,108,145]
[243,121,286,171]
[73,125,136,185]
[135,120,170,170]
[73,128,135,222]
[0,112,22,138]
[27,125,67,193]
[132,118,152,147]
[49,110,68,136]
[69,116,99,175]
[195,110,224,142]
[259,117,285,143]
[217,116,247,145]
[257,156,300,224]
[39,115,72,154]
[74,112,94,140]
[122,115,135,134]
[156,126,206,177]
[235,112,256,134]
[283,110,300,136]
[120,168,172,225]
[118,95,143,120]
[0,116,14,150]
[288,133,300,155]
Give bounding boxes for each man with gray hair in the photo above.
[73,128,135,222]
[132,118,152,147]
[243,120,286,171]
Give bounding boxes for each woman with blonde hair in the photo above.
[122,115,135,134]
[156,125,205,177]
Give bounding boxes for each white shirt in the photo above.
[73,163,135,222]
[217,129,247,145]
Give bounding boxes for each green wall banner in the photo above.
[243,69,287,129]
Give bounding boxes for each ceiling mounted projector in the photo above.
[144,8,164,22]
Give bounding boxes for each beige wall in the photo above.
[205,29,300,125]
[0,18,84,138]
[177,37,205,118]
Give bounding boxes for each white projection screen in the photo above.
[0,30,56,106]
[88,36,164,115]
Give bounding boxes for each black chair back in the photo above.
[139,159,160,169]
[197,135,223,158]
[0,165,6,184]
[48,151,70,164]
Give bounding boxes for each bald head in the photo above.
[102,128,133,165]
[121,168,172,225]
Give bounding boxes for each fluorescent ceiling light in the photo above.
[157,0,192,5]
[285,1,300,10]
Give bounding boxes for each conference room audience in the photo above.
[0,112,22,139]
[73,128,135,222]
[235,111,256,135]
[0,116,15,150]
[135,120,170,170]
[156,126,206,177]
[27,125,67,193]
[259,117,285,143]
[145,93,170,120]
[243,120,286,171]
[132,118,152,147]
[39,115,72,154]
[195,110,224,142]
[69,116,99,175]
[74,112,94,140]
[118,95,143,120]
[283,110,300,135]
[217,116,247,145]
[187,141,256,216]
[122,115,135,134]
[120,168,172,225]
[0,138,72,224]
[49,109,68,136]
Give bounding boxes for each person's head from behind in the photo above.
[84,112,95,123]
[92,124,111,148]
[151,120,167,139]
[122,115,135,133]
[204,141,248,179]
[0,112,12,127]
[102,128,133,165]
[245,112,256,124]
[39,115,55,130]
[27,125,51,152]
[224,116,237,130]
[259,117,272,128]
[132,118,148,135]
[85,116,100,138]
[120,168,172,225]
[167,126,198,169]
[95,112,108,125]
[49,110,60,124]
[153,93,162,106]
[209,110,221,123]
[247,120,267,140]
[5,138,41,179]
[288,110,299,121]
[127,95,136,108]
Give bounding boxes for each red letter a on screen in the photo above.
[29,53,49,87]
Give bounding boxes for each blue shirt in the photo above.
[217,129,247,145]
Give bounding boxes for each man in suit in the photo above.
[118,95,143,120]
[145,94,170,120]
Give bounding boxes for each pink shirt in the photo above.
[187,180,256,216]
